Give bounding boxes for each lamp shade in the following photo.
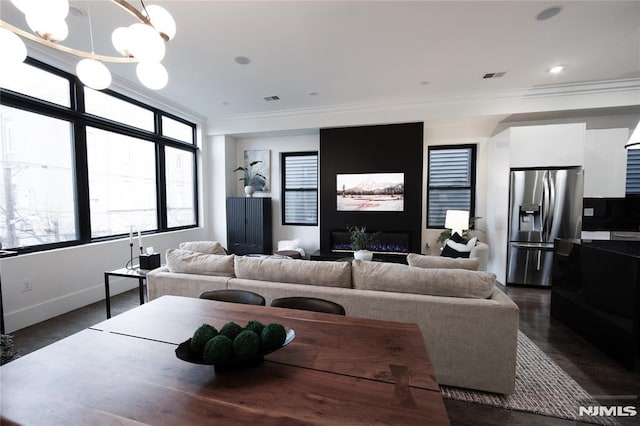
[625,121,640,149]
[145,5,176,41]
[0,27,27,65]
[444,210,470,236]
[76,58,112,90]
[136,61,168,90]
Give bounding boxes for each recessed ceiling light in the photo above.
[234,56,250,65]
[420,81,430,85]
[221,101,229,106]
[548,65,565,74]
[536,6,562,21]
[309,91,318,96]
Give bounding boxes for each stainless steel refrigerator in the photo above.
[507,167,583,286]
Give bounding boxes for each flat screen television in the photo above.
[336,173,404,212]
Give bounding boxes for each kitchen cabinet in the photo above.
[584,128,629,197]
[509,123,585,168]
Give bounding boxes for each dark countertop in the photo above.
[558,239,640,258]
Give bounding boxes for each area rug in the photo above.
[440,331,619,426]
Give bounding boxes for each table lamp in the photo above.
[444,210,470,237]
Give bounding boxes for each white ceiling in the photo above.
[2,1,639,126]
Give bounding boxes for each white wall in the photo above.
[1,227,206,333]
[232,133,320,255]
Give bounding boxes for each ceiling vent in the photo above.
[263,95,280,101]
[483,72,506,79]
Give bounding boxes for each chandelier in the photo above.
[0,0,176,91]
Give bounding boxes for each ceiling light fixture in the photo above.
[536,6,563,21]
[0,0,176,91]
[548,65,565,74]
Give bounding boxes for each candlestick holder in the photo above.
[126,242,137,270]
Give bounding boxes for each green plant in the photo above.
[437,216,482,244]
[233,160,266,187]
[347,226,380,251]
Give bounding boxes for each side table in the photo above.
[104,267,147,319]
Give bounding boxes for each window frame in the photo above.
[281,151,319,226]
[0,57,199,254]
[426,144,477,229]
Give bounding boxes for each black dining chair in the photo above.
[198,289,266,306]
[270,297,346,315]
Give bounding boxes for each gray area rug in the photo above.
[440,331,619,426]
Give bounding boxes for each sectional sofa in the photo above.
[147,246,519,394]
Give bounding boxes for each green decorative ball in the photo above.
[233,330,261,358]
[190,324,218,354]
[261,323,286,350]
[245,320,265,336]
[219,321,243,341]
[203,335,234,363]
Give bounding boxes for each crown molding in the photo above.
[208,78,640,134]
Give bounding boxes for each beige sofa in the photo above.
[147,250,518,394]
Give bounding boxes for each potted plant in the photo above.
[233,160,266,197]
[348,226,379,261]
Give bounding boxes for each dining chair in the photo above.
[198,289,266,306]
[270,297,346,315]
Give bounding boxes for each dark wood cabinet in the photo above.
[226,197,272,255]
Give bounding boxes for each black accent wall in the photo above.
[319,122,424,253]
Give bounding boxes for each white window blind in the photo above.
[427,146,475,228]
[627,149,640,195]
[282,153,318,225]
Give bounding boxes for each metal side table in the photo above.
[104,267,147,319]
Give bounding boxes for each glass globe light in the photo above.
[145,5,176,41]
[112,26,133,57]
[127,23,165,62]
[0,27,27,65]
[136,61,168,90]
[77,59,112,90]
[26,14,69,42]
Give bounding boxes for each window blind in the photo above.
[627,149,640,195]
[282,153,318,225]
[427,146,475,228]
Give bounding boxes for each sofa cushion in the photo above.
[407,253,480,271]
[351,259,495,299]
[166,249,235,277]
[178,241,227,255]
[234,256,351,288]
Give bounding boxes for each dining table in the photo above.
[0,295,450,425]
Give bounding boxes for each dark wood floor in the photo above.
[5,285,640,425]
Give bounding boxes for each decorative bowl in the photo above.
[175,327,295,371]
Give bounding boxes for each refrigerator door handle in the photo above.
[547,173,556,241]
[541,171,550,240]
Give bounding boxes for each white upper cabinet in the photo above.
[584,128,629,197]
[509,123,586,168]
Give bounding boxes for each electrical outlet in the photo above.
[21,278,32,292]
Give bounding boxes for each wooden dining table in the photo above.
[1,295,450,425]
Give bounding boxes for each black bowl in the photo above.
[175,328,295,371]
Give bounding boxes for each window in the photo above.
[87,128,158,237]
[627,148,640,195]
[0,58,198,252]
[427,145,476,228]
[281,152,318,226]
[165,146,196,227]
[0,106,76,248]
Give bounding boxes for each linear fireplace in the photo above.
[330,230,410,254]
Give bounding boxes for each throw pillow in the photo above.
[166,249,235,276]
[178,241,227,255]
[449,232,467,244]
[276,239,305,257]
[407,253,480,271]
[441,237,477,258]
